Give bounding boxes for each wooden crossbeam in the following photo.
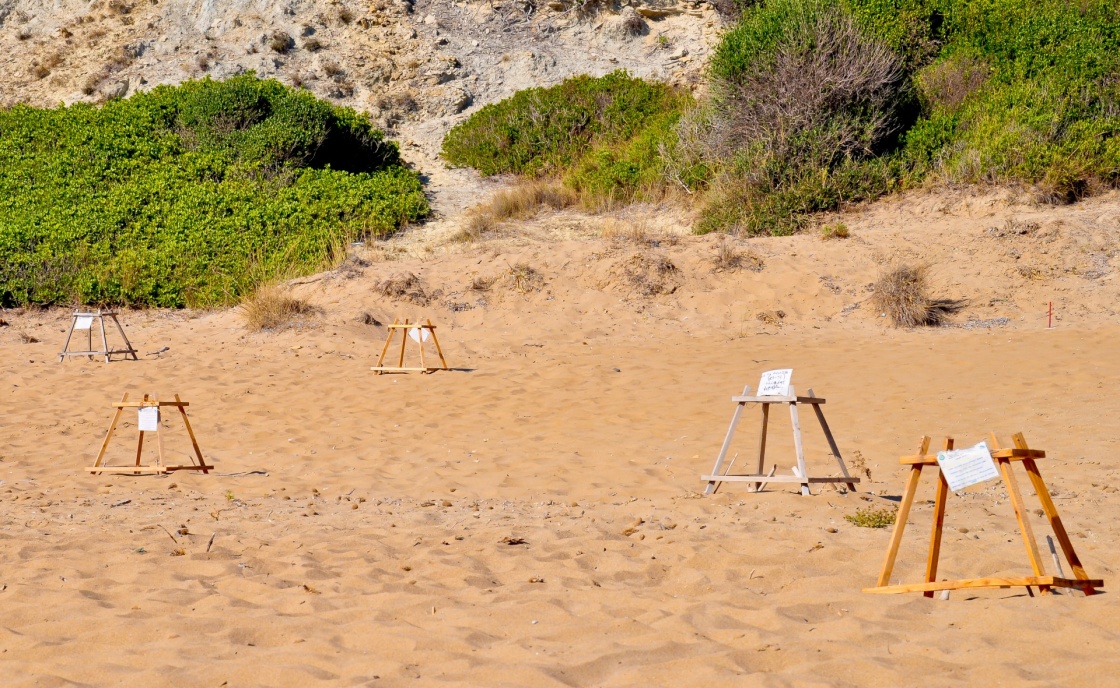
[866,576,1104,594]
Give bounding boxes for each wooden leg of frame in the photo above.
[99,316,110,363]
[807,390,856,492]
[754,403,770,492]
[877,459,925,587]
[1012,433,1096,594]
[176,395,210,473]
[429,320,449,370]
[112,315,138,360]
[91,393,128,473]
[397,319,409,369]
[59,317,77,362]
[418,328,428,372]
[704,385,750,495]
[374,320,396,374]
[990,432,1049,594]
[788,387,810,496]
[924,437,954,597]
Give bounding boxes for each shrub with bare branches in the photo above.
[711,9,905,169]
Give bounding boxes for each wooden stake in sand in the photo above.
[370,318,449,374]
[87,393,212,475]
[864,432,1103,597]
[700,378,859,496]
[58,310,139,363]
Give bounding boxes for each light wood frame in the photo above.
[864,432,1103,597]
[701,384,859,496]
[370,318,449,374]
[86,393,212,475]
[58,310,138,363]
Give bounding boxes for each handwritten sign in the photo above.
[138,407,160,432]
[936,442,1000,491]
[408,327,431,344]
[757,369,793,396]
[74,316,94,331]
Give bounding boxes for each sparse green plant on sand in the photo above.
[844,505,897,528]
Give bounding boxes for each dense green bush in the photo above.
[441,71,689,204]
[701,0,1120,234]
[0,75,428,308]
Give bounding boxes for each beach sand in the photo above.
[2,191,1119,686]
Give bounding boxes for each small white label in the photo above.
[74,316,94,331]
[138,407,160,432]
[937,442,1000,491]
[408,327,431,344]
[757,369,793,396]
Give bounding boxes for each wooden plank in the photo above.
[754,402,770,491]
[788,385,810,496]
[731,395,826,404]
[700,474,858,483]
[703,385,751,495]
[875,437,930,587]
[864,576,1103,594]
[808,388,856,491]
[991,448,1046,459]
[175,394,210,473]
[428,320,449,370]
[91,393,127,471]
[109,314,138,360]
[98,315,111,363]
[990,433,1049,594]
[900,450,1042,466]
[58,315,78,363]
[396,318,410,369]
[1012,433,1094,593]
[113,401,190,408]
[925,437,954,598]
[373,319,397,375]
[755,464,777,493]
[386,323,437,329]
[370,367,441,372]
[82,466,170,474]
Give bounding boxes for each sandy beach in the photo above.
[2,191,1119,686]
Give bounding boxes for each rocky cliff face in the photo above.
[0,0,718,130]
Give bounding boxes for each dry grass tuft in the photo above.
[453,182,576,243]
[871,264,966,327]
[269,31,294,54]
[617,253,681,297]
[820,222,850,240]
[240,285,318,331]
[711,240,764,272]
[600,220,650,245]
[17,331,40,344]
[375,272,431,305]
[469,275,497,292]
[506,263,543,293]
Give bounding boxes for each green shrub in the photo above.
[699,0,1120,234]
[441,70,689,203]
[0,75,428,308]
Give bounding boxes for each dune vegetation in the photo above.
[443,0,1120,235]
[0,74,428,308]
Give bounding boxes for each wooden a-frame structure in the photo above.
[864,432,1103,596]
[371,318,449,374]
[701,384,859,495]
[87,393,211,475]
[59,310,138,363]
